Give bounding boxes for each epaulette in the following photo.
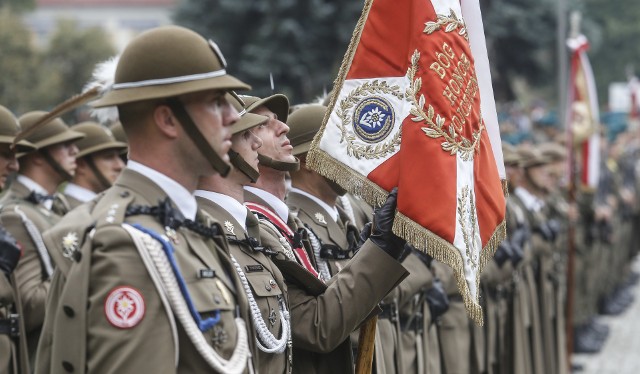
[42,187,135,277]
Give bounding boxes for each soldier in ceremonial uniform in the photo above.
[241,94,409,373]
[54,122,126,214]
[195,97,293,373]
[0,105,36,374]
[0,111,84,365]
[35,26,256,373]
[285,104,359,280]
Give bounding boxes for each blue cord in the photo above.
[132,224,220,331]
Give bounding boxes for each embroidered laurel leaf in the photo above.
[419,94,426,109]
[449,9,458,20]
[424,22,438,34]
[412,116,424,122]
[415,78,422,92]
[445,22,458,33]
[422,127,440,138]
[427,105,434,121]
[449,125,456,138]
[436,114,445,127]
[459,28,467,36]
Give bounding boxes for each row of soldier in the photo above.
[0,24,637,374]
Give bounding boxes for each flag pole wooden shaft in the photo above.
[355,315,378,374]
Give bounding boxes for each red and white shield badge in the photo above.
[104,286,146,328]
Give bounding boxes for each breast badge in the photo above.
[314,212,327,225]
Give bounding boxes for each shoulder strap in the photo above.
[245,202,322,281]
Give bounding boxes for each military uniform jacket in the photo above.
[245,190,409,374]
[286,190,358,280]
[35,169,255,374]
[197,196,291,373]
[51,193,83,216]
[0,180,60,360]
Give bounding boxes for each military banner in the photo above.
[308,0,506,324]
[567,34,599,189]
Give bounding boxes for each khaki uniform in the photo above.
[51,192,82,216]
[36,169,255,373]
[197,196,291,373]
[509,194,543,374]
[0,180,60,363]
[245,190,408,373]
[286,190,357,280]
[396,252,439,374]
[436,261,471,374]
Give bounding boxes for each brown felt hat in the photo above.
[227,93,269,135]
[502,142,520,166]
[71,122,127,158]
[0,106,36,153]
[18,111,85,150]
[538,142,567,162]
[287,104,326,156]
[239,94,290,123]
[92,26,250,108]
[517,147,551,169]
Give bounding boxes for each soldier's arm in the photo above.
[0,211,50,333]
[396,252,434,311]
[85,225,175,372]
[287,240,407,353]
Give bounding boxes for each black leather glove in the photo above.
[535,222,555,242]
[510,225,529,250]
[0,226,21,277]
[493,240,513,267]
[369,188,406,259]
[425,278,449,321]
[509,239,524,266]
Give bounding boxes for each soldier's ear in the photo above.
[153,105,179,139]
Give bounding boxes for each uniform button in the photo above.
[269,279,277,288]
[120,191,130,198]
[214,295,222,304]
[63,306,75,318]
[62,361,74,372]
[265,284,272,291]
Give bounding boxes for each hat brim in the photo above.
[246,94,289,123]
[77,141,128,158]
[92,74,251,108]
[33,130,85,150]
[0,136,36,153]
[292,141,311,157]
[231,113,269,135]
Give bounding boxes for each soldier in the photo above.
[195,97,293,372]
[241,94,409,373]
[285,104,359,280]
[108,121,129,163]
[54,122,126,214]
[0,111,83,365]
[35,26,256,373]
[0,105,36,374]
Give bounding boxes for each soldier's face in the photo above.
[229,129,263,182]
[251,106,297,163]
[47,141,79,176]
[91,149,125,186]
[182,90,240,164]
[0,144,18,189]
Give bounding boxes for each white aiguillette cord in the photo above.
[14,206,54,278]
[122,224,250,374]
[230,254,291,354]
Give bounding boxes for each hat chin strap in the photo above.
[167,99,232,177]
[86,156,113,191]
[228,149,260,183]
[257,154,300,172]
[41,150,73,182]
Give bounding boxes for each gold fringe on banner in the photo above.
[308,148,389,208]
[501,179,509,197]
[392,212,506,326]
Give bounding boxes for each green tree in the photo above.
[0,7,40,114]
[40,19,115,111]
[0,0,35,12]
[583,0,640,106]
[174,0,361,103]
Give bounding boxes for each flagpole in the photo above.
[564,8,578,370]
[354,316,377,374]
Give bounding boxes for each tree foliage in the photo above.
[174,0,361,104]
[0,10,114,119]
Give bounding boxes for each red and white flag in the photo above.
[567,35,599,189]
[308,0,506,324]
